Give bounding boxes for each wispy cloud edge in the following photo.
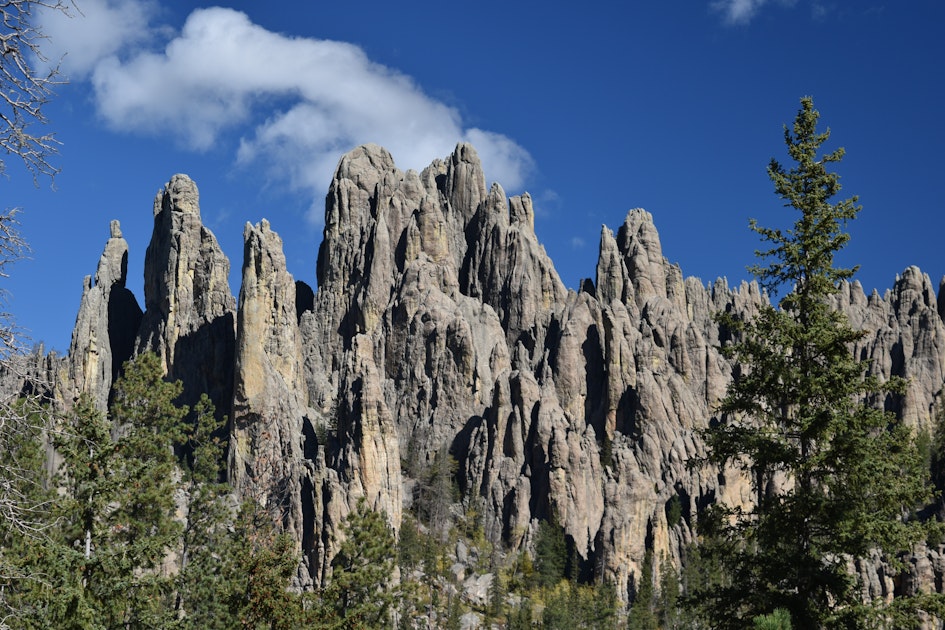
[40,1,534,223]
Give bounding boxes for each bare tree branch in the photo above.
[0,0,76,183]
[0,4,75,625]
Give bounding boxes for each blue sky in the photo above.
[3,0,943,352]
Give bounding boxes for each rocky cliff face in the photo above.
[68,220,141,409]
[135,174,236,413]
[58,147,945,601]
[230,219,309,546]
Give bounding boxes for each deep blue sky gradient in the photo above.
[3,1,943,352]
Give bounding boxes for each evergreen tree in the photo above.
[223,500,309,630]
[102,352,189,627]
[2,356,321,629]
[51,395,121,629]
[326,497,399,628]
[627,548,658,630]
[533,517,567,588]
[507,597,533,630]
[0,400,65,627]
[415,444,458,542]
[15,354,190,628]
[657,554,681,629]
[697,97,936,627]
[174,395,233,628]
[753,608,793,630]
[487,556,505,622]
[541,580,617,629]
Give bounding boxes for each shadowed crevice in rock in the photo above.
[134,174,237,415]
[295,281,314,320]
[171,313,235,413]
[107,285,142,384]
[54,144,945,601]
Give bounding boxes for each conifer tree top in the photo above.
[750,96,861,309]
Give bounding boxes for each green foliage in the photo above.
[47,354,190,628]
[224,501,310,629]
[0,400,61,626]
[102,353,189,626]
[2,355,191,628]
[658,554,682,630]
[459,496,492,569]
[534,517,568,587]
[753,608,793,629]
[928,407,945,496]
[326,497,400,628]
[487,557,505,621]
[507,597,533,629]
[174,395,234,628]
[627,548,658,630]
[540,580,617,629]
[0,354,328,629]
[696,97,938,627]
[627,550,686,630]
[397,512,426,572]
[0,399,54,540]
[678,540,726,630]
[415,444,459,542]
[482,515,622,628]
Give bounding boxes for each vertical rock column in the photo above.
[135,174,236,412]
[230,219,308,538]
[68,220,142,410]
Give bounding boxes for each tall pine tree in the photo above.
[174,394,234,628]
[25,354,191,628]
[326,498,399,627]
[697,97,937,628]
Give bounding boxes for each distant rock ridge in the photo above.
[57,145,945,602]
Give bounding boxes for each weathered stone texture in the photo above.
[135,174,236,412]
[68,220,142,409]
[230,220,308,542]
[62,147,945,603]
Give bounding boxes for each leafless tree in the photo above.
[0,0,77,181]
[0,0,74,348]
[0,2,74,626]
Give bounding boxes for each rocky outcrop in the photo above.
[60,145,945,605]
[68,220,142,409]
[833,268,945,432]
[135,174,236,413]
[230,220,308,540]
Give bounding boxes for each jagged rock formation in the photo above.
[56,146,945,604]
[835,268,945,430]
[135,174,236,413]
[68,220,141,408]
[230,219,309,544]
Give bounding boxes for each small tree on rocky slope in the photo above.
[696,97,940,628]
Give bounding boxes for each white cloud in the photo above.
[38,0,155,77]
[710,0,799,24]
[711,0,769,25]
[462,129,534,192]
[45,5,533,220]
